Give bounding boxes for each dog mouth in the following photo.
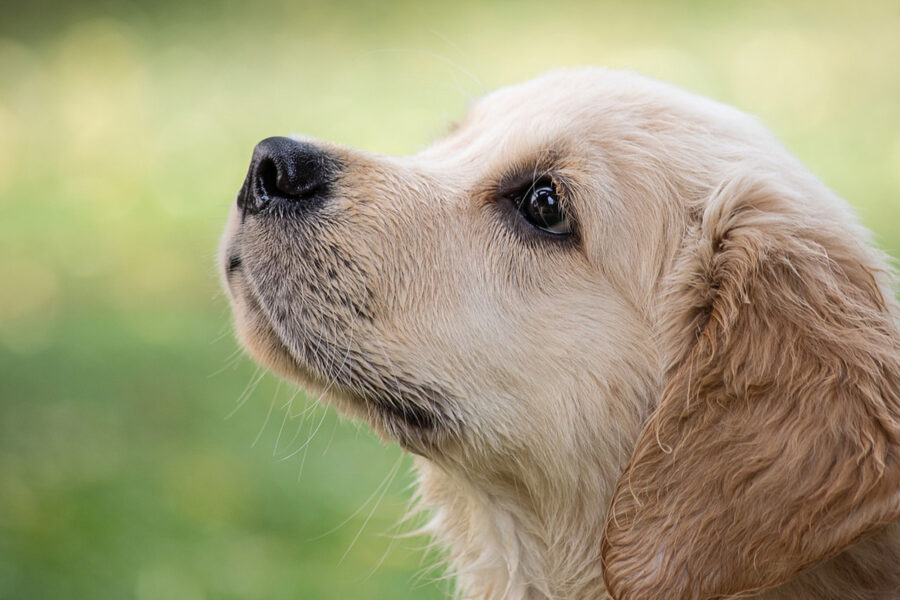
[225,254,242,279]
[223,244,460,453]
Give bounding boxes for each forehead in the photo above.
[471,72,600,127]
[416,68,691,169]
[414,68,759,176]
[418,70,617,166]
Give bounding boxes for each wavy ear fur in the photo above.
[601,173,900,600]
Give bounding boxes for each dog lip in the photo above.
[226,254,242,279]
[369,393,441,431]
[233,254,460,448]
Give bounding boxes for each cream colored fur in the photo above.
[221,68,900,599]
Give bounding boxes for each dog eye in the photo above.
[513,180,572,235]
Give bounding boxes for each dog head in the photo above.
[221,68,900,599]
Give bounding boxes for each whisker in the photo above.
[307,454,404,542]
[206,348,245,378]
[320,415,341,456]
[277,406,328,462]
[225,366,266,420]
[279,392,317,453]
[251,388,278,448]
[272,387,298,456]
[337,455,403,565]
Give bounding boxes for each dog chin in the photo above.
[226,273,444,453]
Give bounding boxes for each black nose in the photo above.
[237,136,337,215]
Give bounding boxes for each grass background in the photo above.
[1,1,899,598]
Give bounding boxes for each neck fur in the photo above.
[413,457,614,600]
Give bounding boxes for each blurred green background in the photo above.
[1,1,898,598]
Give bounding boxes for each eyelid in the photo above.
[498,171,574,216]
[498,169,555,197]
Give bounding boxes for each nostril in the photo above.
[257,155,313,201]
[238,136,337,215]
[255,157,284,202]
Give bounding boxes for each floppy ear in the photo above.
[601,174,900,600]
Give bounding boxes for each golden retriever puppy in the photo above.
[219,68,900,600]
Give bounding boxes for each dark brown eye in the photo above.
[513,179,572,235]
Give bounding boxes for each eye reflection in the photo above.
[512,179,572,235]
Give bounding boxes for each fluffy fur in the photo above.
[220,68,900,599]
